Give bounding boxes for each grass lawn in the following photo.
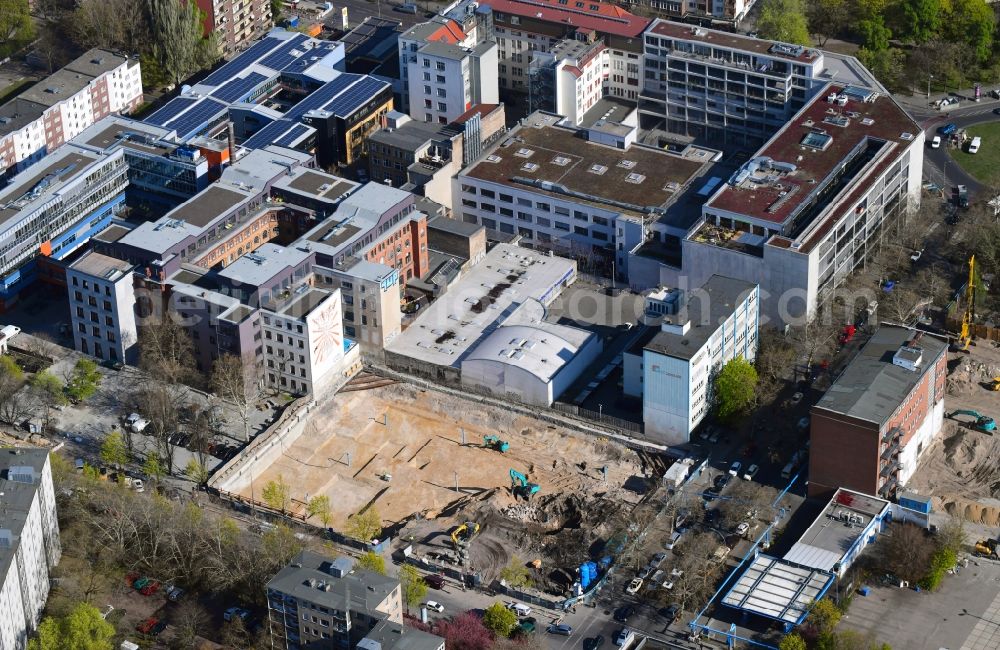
[951,121,1000,186]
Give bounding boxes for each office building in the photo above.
[682,84,922,326]
[0,449,61,650]
[405,40,498,124]
[66,251,138,364]
[267,551,444,650]
[481,0,649,99]
[623,275,758,444]
[194,0,274,57]
[368,113,464,206]
[314,259,402,353]
[623,0,760,26]
[809,326,947,499]
[0,49,142,177]
[528,39,607,126]
[453,111,715,279]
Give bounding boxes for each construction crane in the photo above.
[947,409,997,432]
[483,434,509,453]
[450,521,480,549]
[958,255,977,351]
[509,468,540,500]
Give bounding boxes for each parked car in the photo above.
[638,566,653,580]
[136,617,159,634]
[424,574,445,589]
[516,617,536,635]
[150,621,168,636]
[930,135,941,148]
[395,2,419,12]
[742,464,759,481]
[797,417,810,431]
[125,413,149,433]
[139,580,160,596]
[424,601,445,613]
[713,474,730,490]
[507,602,532,617]
[660,604,680,622]
[625,578,643,594]
[167,587,184,602]
[132,478,145,493]
[939,123,957,135]
[614,606,635,623]
[547,624,573,636]
[736,522,750,536]
[651,552,668,566]
[223,607,251,623]
[728,461,741,477]
[614,628,635,647]
[708,429,721,443]
[664,531,683,550]
[584,636,606,650]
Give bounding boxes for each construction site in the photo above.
[229,372,670,593]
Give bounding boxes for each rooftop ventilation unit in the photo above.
[588,163,607,175]
[552,155,571,166]
[485,154,502,163]
[900,132,914,141]
[514,147,534,158]
[617,159,636,169]
[521,162,539,172]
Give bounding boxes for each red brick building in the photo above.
[808,326,948,499]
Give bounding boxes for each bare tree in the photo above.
[136,383,184,475]
[138,316,197,387]
[875,522,935,583]
[210,354,262,442]
[754,328,797,402]
[718,481,778,531]
[880,286,925,324]
[664,532,725,611]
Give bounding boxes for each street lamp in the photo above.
[927,74,934,100]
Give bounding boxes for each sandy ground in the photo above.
[236,375,647,532]
[908,339,1000,525]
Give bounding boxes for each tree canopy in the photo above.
[714,357,758,423]
[757,0,811,46]
[482,602,519,637]
[28,602,115,650]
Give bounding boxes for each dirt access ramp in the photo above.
[909,340,1000,524]
[234,381,649,529]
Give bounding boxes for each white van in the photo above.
[969,136,982,154]
[507,602,532,617]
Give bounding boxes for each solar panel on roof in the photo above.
[167,98,228,138]
[259,33,311,70]
[211,72,268,103]
[275,123,312,147]
[283,74,361,120]
[322,77,388,117]
[201,37,283,87]
[243,119,293,150]
[145,97,198,126]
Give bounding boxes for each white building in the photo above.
[314,259,403,354]
[406,40,498,124]
[528,39,606,126]
[66,251,138,364]
[0,449,61,650]
[624,275,758,444]
[261,287,348,396]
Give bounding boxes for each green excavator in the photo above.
[509,468,540,499]
[947,409,996,433]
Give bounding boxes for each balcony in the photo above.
[879,459,900,477]
[882,425,902,444]
[880,440,900,461]
[879,477,899,498]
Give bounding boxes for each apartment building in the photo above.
[481,0,649,99]
[639,21,831,148]
[528,39,606,125]
[681,85,923,326]
[267,551,444,650]
[407,40,499,125]
[0,49,142,177]
[453,111,712,279]
[0,449,61,650]
[314,259,402,353]
[623,275,758,444]
[368,113,464,208]
[194,0,274,57]
[619,0,758,25]
[66,251,138,363]
[808,326,947,499]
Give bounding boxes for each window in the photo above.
[436,75,446,83]
[436,88,446,98]
[438,101,447,111]
[436,61,445,71]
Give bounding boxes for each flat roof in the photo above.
[428,215,483,237]
[0,148,100,227]
[463,112,707,217]
[69,250,133,280]
[277,287,332,319]
[813,325,947,425]
[418,40,493,61]
[644,275,757,360]
[280,168,357,200]
[78,119,177,157]
[647,19,820,63]
[386,244,576,369]
[63,49,128,78]
[784,489,890,572]
[722,555,834,625]
[579,97,636,129]
[462,321,594,382]
[362,619,444,650]
[369,120,456,152]
[705,85,918,227]
[167,185,251,228]
[267,550,399,613]
[483,0,650,38]
[218,242,312,288]
[341,16,403,59]
[93,224,132,244]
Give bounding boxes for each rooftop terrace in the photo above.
[705,85,918,230]
[463,112,709,217]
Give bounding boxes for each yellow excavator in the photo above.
[450,521,480,549]
[990,377,1000,392]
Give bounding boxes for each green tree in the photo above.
[99,431,129,469]
[778,633,808,650]
[31,370,66,432]
[806,0,848,46]
[807,598,842,636]
[859,15,891,51]
[893,0,941,43]
[857,47,905,89]
[482,601,519,637]
[307,495,333,527]
[184,457,209,485]
[261,475,291,513]
[0,0,34,58]
[345,507,382,543]
[144,0,220,86]
[499,556,532,589]
[66,359,101,403]
[270,0,283,21]
[920,547,956,590]
[943,0,994,63]
[28,602,115,650]
[714,357,758,423]
[356,551,386,575]
[0,355,23,380]
[756,0,811,46]
[398,564,428,614]
[143,453,165,481]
